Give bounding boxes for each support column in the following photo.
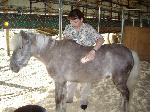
[3,0,10,56]
[121,9,125,44]
[59,0,63,39]
[5,29,10,56]
[98,6,101,33]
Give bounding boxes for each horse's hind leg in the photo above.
[112,74,130,112]
[55,81,67,112]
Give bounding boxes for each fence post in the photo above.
[59,0,63,39]
[98,6,101,33]
[5,29,10,56]
[121,9,125,44]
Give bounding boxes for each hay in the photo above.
[0,49,150,112]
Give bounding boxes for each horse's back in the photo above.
[47,40,134,82]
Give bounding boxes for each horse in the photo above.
[10,30,140,112]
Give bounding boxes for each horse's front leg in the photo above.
[80,83,91,110]
[55,81,67,112]
[66,82,77,103]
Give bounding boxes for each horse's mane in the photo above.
[10,33,22,51]
[10,31,53,51]
[35,32,52,50]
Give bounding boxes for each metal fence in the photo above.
[0,13,122,33]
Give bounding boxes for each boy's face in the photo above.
[69,18,83,28]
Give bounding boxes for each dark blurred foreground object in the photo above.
[14,105,47,112]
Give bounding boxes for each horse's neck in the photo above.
[32,35,55,64]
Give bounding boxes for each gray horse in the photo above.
[10,31,140,112]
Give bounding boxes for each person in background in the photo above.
[63,9,104,63]
[14,105,47,112]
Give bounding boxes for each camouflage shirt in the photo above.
[63,23,103,46]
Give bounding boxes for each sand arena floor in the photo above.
[0,49,150,112]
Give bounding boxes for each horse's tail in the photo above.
[127,50,140,93]
[127,50,140,111]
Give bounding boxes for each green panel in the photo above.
[0,13,71,29]
[0,13,123,30]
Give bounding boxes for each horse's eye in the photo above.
[26,39,29,43]
[19,46,23,49]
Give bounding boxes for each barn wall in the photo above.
[124,26,150,61]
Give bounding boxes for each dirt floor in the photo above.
[0,49,150,112]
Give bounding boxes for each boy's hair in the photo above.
[68,9,84,20]
[14,105,47,112]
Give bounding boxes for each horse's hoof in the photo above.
[80,105,87,110]
[66,99,73,103]
[66,100,73,103]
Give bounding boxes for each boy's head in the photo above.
[68,9,84,27]
[14,105,47,112]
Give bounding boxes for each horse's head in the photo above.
[10,30,32,73]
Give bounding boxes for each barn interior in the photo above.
[0,0,150,112]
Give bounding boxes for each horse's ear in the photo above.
[20,30,28,39]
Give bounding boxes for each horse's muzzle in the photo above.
[10,62,20,73]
